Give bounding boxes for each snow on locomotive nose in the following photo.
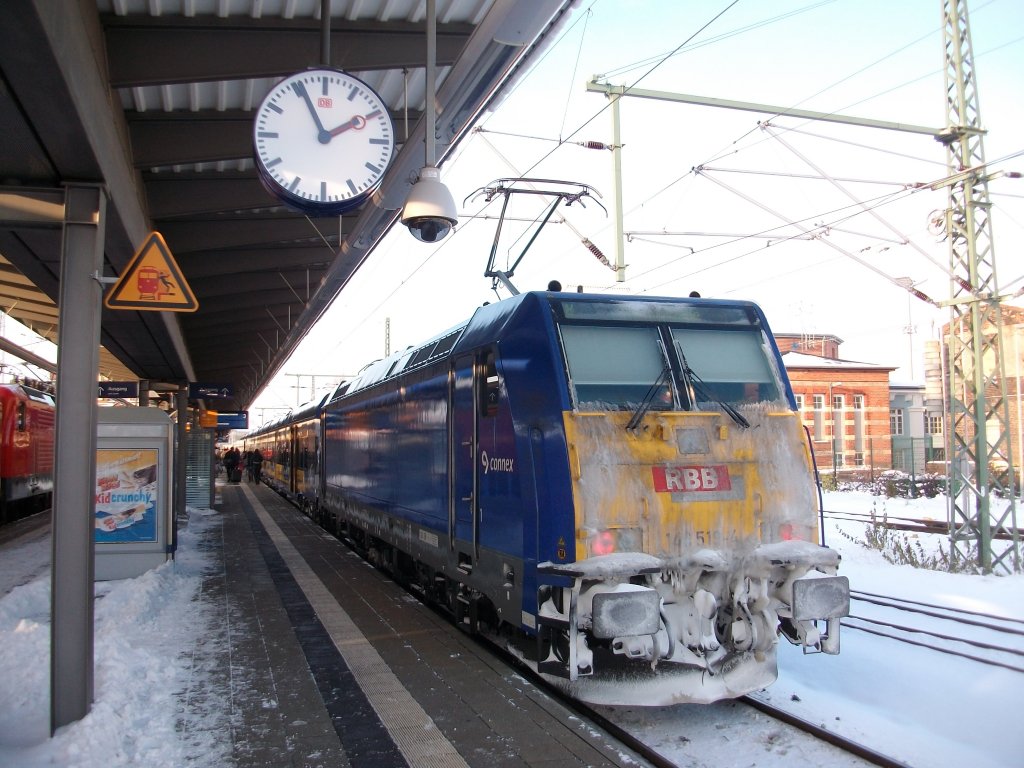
[536,404,848,704]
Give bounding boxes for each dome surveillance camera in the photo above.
[401,166,458,243]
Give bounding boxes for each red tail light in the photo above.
[592,530,617,556]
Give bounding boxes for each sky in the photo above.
[246,0,1024,423]
[0,489,1021,767]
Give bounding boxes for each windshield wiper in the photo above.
[674,342,750,429]
[626,364,671,432]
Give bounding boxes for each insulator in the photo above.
[582,239,613,269]
[910,288,939,307]
[580,141,611,150]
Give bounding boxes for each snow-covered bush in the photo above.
[866,470,946,499]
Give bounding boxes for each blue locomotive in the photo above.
[246,290,849,705]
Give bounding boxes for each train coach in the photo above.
[248,290,850,705]
[247,398,322,515]
[0,383,55,525]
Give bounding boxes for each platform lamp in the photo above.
[401,0,458,243]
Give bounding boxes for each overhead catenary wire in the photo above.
[693,166,940,305]
[315,2,1018,376]
[620,184,929,293]
[759,122,971,292]
[403,2,957,306]
[472,3,1017,306]
[511,0,744,180]
[596,0,841,81]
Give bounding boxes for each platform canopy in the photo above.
[0,0,574,411]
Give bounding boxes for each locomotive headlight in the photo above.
[590,584,661,639]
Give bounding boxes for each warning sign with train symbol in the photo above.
[104,231,198,312]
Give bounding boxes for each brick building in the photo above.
[924,304,1024,485]
[776,334,896,473]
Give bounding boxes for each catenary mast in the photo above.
[938,0,1019,573]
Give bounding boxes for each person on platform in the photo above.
[224,447,240,483]
[250,448,263,483]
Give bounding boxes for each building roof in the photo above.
[782,351,897,372]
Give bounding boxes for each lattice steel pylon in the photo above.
[939,0,1020,573]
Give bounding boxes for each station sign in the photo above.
[98,380,139,398]
[188,382,233,399]
[216,411,249,429]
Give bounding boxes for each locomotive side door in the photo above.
[451,354,478,571]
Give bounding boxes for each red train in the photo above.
[0,383,55,524]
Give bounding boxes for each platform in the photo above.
[194,480,649,767]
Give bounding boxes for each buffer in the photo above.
[104,232,198,312]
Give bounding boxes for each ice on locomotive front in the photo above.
[536,300,849,703]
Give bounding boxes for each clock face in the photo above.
[253,68,395,215]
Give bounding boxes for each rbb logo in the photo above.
[317,97,332,108]
[652,465,731,493]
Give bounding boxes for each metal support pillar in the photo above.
[51,183,105,732]
[175,387,188,553]
[940,0,1019,573]
[609,91,625,281]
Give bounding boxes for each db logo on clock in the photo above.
[317,97,332,108]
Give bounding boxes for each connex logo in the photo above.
[480,450,515,474]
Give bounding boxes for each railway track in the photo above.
[740,694,912,768]
[821,506,1024,542]
[844,589,1024,674]
[289,493,1011,767]
[481,628,898,768]
[381,544,906,768]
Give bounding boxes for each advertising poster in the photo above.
[95,448,159,543]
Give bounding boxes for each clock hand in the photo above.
[327,110,381,138]
[291,81,331,143]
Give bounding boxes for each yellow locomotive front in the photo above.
[538,298,848,704]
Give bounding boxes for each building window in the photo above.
[926,414,943,435]
[834,452,845,467]
[854,452,865,466]
[853,394,865,410]
[795,394,804,411]
[890,409,904,435]
[813,394,825,411]
[832,394,845,410]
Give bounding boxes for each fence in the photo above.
[810,436,946,484]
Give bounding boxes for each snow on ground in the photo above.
[0,509,227,768]
[0,492,1021,767]
[771,491,1024,768]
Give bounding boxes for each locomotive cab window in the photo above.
[16,402,26,431]
[560,325,672,410]
[670,327,783,406]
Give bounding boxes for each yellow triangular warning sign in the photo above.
[104,232,198,312]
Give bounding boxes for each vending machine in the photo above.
[94,408,175,580]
